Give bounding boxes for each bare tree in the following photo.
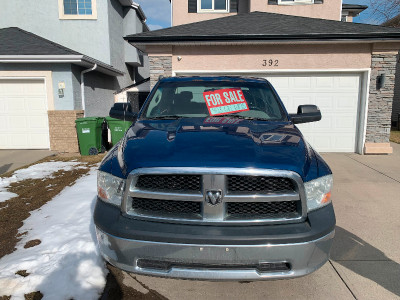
[369,0,400,23]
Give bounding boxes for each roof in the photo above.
[0,27,123,76]
[160,76,269,84]
[125,11,400,51]
[382,14,400,28]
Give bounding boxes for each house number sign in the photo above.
[262,59,279,67]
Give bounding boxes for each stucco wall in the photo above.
[251,0,342,21]
[83,71,118,117]
[0,63,75,111]
[0,0,111,64]
[172,0,342,26]
[171,44,372,71]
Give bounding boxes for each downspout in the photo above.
[80,64,97,117]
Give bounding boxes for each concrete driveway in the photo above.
[0,150,55,175]
[116,144,400,300]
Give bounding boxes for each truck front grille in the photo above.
[132,197,201,217]
[125,168,306,225]
[136,174,201,192]
[228,176,295,193]
[227,201,299,220]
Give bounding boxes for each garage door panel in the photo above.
[0,79,49,149]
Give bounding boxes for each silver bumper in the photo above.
[95,227,334,281]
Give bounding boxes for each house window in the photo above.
[58,0,97,19]
[64,0,92,15]
[198,0,229,12]
[278,0,314,5]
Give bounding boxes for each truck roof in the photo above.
[159,76,269,84]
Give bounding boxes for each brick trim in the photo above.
[48,110,84,153]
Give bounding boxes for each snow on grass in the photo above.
[0,168,107,300]
[0,161,87,203]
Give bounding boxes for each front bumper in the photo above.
[96,227,334,280]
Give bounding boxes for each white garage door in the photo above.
[0,79,50,149]
[264,74,361,152]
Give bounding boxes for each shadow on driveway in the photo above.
[331,226,400,297]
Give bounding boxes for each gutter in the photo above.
[80,64,97,117]
[0,55,124,77]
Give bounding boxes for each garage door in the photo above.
[264,75,361,152]
[176,72,362,152]
[0,79,50,149]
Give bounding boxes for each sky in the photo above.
[137,0,399,30]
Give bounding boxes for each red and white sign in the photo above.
[203,88,249,116]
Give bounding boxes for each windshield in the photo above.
[142,80,287,121]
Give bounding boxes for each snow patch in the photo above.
[0,161,86,203]
[0,168,107,299]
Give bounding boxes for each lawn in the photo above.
[390,131,400,144]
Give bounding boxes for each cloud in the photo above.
[136,0,171,28]
[148,24,164,31]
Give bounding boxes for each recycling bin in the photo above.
[75,117,104,155]
[105,117,133,146]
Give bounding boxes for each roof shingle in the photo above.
[125,11,400,43]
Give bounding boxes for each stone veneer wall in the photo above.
[366,52,399,143]
[391,51,400,126]
[48,110,84,153]
[149,56,172,89]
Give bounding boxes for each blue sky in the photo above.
[137,0,395,30]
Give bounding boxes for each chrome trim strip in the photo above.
[224,192,300,202]
[122,167,307,225]
[130,189,203,202]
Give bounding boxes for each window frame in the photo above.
[197,0,230,13]
[58,0,97,20]
[277,0,314,5]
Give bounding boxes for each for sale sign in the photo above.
[203,88,249,116]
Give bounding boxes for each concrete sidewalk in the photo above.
[0,150,55,175]
[115,144,400,300]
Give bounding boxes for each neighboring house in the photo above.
[125,0,400,155]
[382,14,400,129]
[0,0,149,152]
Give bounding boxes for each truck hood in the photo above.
[120,117,314,179]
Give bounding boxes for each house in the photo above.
[0,0,149,152]
[125,0,400,154]
[382,14,400,129]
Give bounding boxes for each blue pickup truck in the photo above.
[94,76,335,280]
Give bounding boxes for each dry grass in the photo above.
[0,154,104,260]
[390,131,400,144]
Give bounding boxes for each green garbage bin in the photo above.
[106,117,133,146]
[75,117,104,155]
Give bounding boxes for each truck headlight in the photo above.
[97,171,126,207]
[304,175,333,212]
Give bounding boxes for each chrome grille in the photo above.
[132,197,201,216]
[228,176,295,193]
[227,201,299,220]
[136,175,201,192]
[124,168,306,225]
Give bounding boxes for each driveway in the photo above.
[0,150,55,175]
[114,143,400,300]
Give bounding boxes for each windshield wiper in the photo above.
[147,115,187,120]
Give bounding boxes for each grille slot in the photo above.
[228,176,295,193]
[136,174,201,192]
[227,201,299,219]
[132,197,201,217]
[137,259,291,273]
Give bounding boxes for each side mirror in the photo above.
[109,103,137,121]
[289,105,321,124]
